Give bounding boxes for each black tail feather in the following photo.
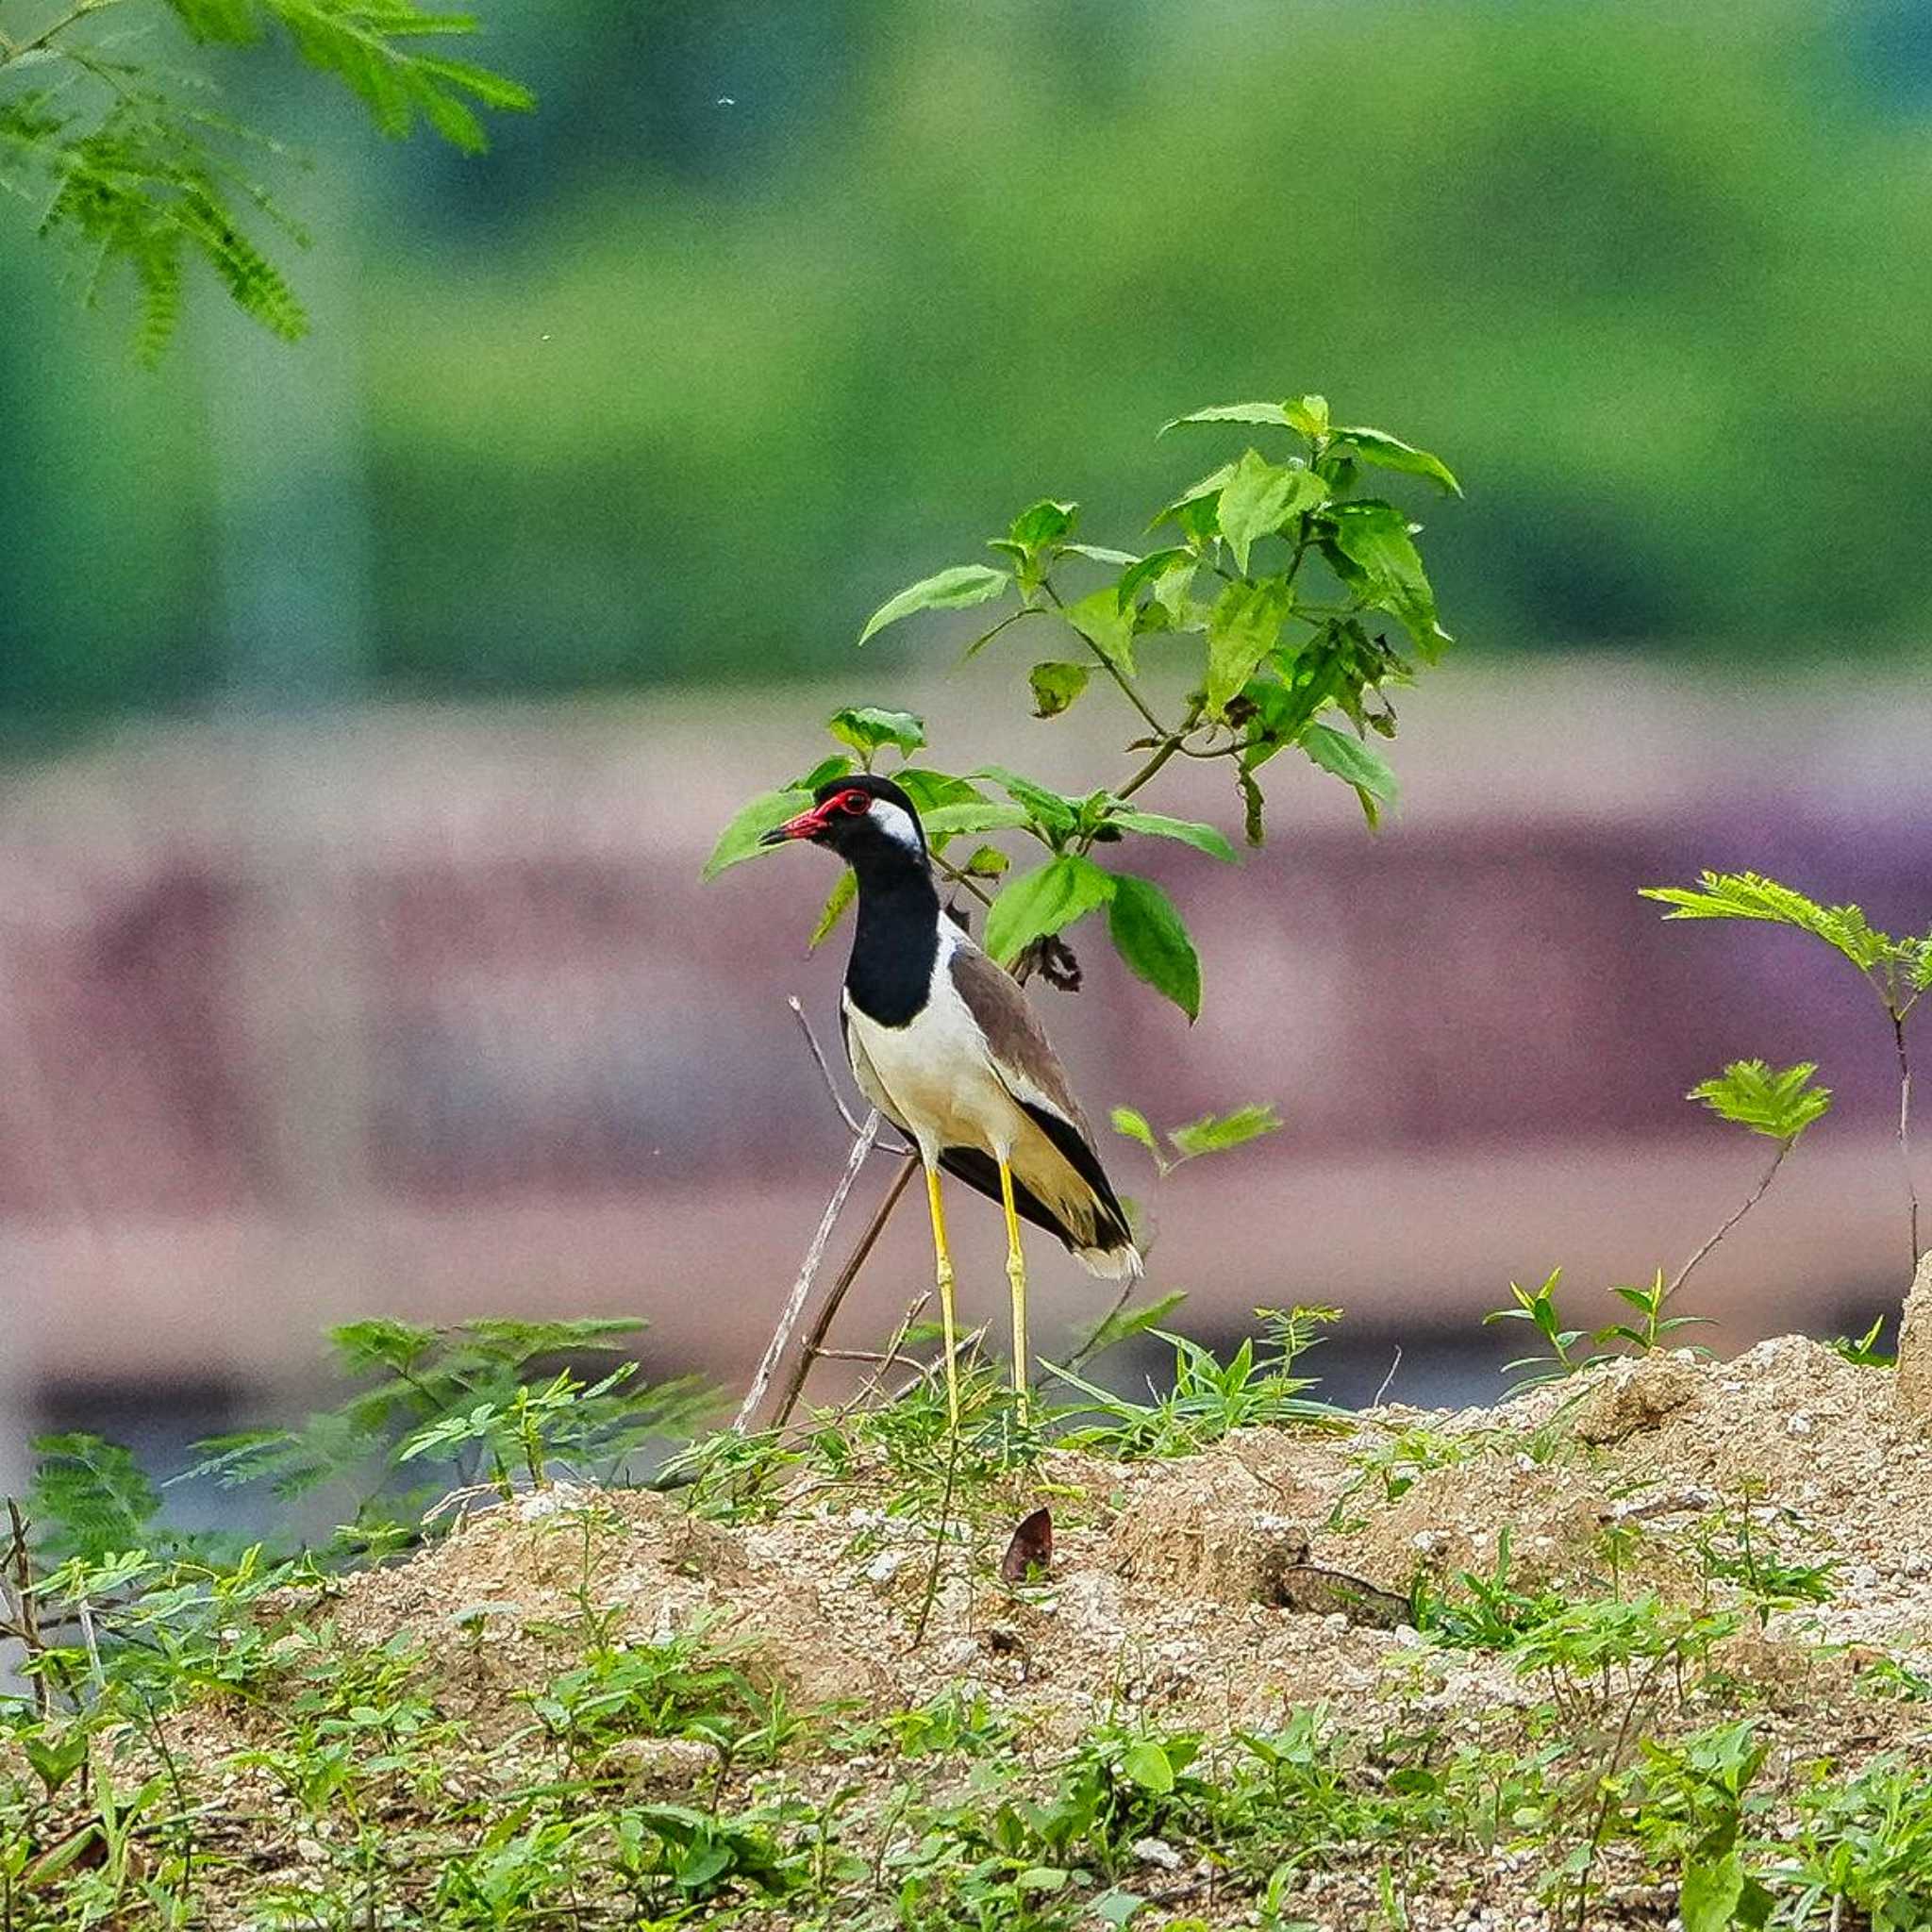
[936,1104,1135,1259]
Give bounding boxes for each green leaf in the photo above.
[921,800,1032,840]
[1015,1867,1070,1894]
[1110,1106,1160,1156]
[1150,460,1237,534]
[973,766,1081,840]
[1168,1104,1283,1158]
[858,565,1009,644]
[1074,1291,1189,1363]
[1107,874,1201,1020]
[1063,584,1138,676]
[1302,723,1398,827]
[1008,499,1077,549]
[1321,501,1451,657]
[1329,425,1461,495]
[1106,809,1237,862]
[827,706,924,758]
[962,844,1009,876]
[1028,661,1091,719]
[1216,448,1327,573]
[808,871,857,949]
[1116,546,1195,609]
[1158,400,1291,435]
[983,855,1115,965]
[892,768,986,814]
[1680,1847,1744,1932]
[1284,393,1330,438]
[1119,1740,1174,1793]
[1058,542,1141,566]
[1092,1890,1147,1929]
[1205,576,1292,718]
[1639,871,1891,973]
[1688,1060,1833,1142]
[795,754,854,791]
[701,788,807,880]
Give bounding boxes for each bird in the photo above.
[761,772,1141,1422]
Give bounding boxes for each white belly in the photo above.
[843,949,1029,1161]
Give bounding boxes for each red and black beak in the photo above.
[758,801,833,846]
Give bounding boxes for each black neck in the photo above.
[844,843,941,1027]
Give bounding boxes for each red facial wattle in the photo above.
[763,789,872,844]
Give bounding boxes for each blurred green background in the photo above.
[6,0,1932,744]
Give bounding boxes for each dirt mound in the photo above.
[44,1334,1932,1932]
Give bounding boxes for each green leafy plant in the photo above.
[1643,872,1929,1266]
[1831,1312,1895,1367]
[1484,1269,1589,1385]
[1047,1306,1345,1457]
[1779,1755,1932,1932]
[0,0,531,355]
[1489,1060,1831,1384]
[183,1316,710,1553]
[1620,1723,1773,1932]
[709,393,1459,1021]
[1109,1102,1282,1177]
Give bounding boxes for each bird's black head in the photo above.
[758,772,928,870]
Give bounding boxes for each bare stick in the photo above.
[734,1113,882,1433]
[789,996,865,1136]
[1372,1345,1403,1409]
[1894,1011,1920,1267]
[850,1290,931,1408]
[1668,1136,1792,1299]
[772,1154,921,1428]
[790,996,912,1152]
[6,1500,48,1717]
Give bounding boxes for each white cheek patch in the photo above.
[869,798,924,854]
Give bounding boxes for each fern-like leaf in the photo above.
[28,1433,163,1562]
[263,0,534,150]
[1640,871,1889,973]
[1688,1058,1833,1142]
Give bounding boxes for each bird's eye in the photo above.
[839,791,872,815]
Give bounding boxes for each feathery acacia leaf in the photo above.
[4,0,529,352]
[1688,1059,1833,1142]
[1641,871,1889,972]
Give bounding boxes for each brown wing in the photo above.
[945,941,1133,1257]
[948,942,1086,1130]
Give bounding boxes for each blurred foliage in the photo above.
[4,0,1932,741]
[0,0,530,360]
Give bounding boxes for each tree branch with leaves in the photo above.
[1643,872,1931,1269]
[0,0,530,357]
[709,391,1460,1412]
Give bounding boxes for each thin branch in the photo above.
[1894,1010,1920,1267]
[5,1499,48,1717]
[1372,1345,1403,1409]
[1041,578,1170,739]
[1669,1136,1793,1299]
[787,996,865,1138]
[771,1154,922,1428]
[1114,700,1208,803]
[733,1114,882,1433]
[848,1290,931,1409]
[963,605,1051,657]
[1064,1278,1139,1371]
[910,1424,963,1650]
[930,856,996,909]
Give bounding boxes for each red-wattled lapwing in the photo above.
[761,773,1141,1421]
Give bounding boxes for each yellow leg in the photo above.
[998,1159,1028,1414]
[924,1164,960,1426]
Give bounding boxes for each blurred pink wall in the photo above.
[2,660,1927,1416]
